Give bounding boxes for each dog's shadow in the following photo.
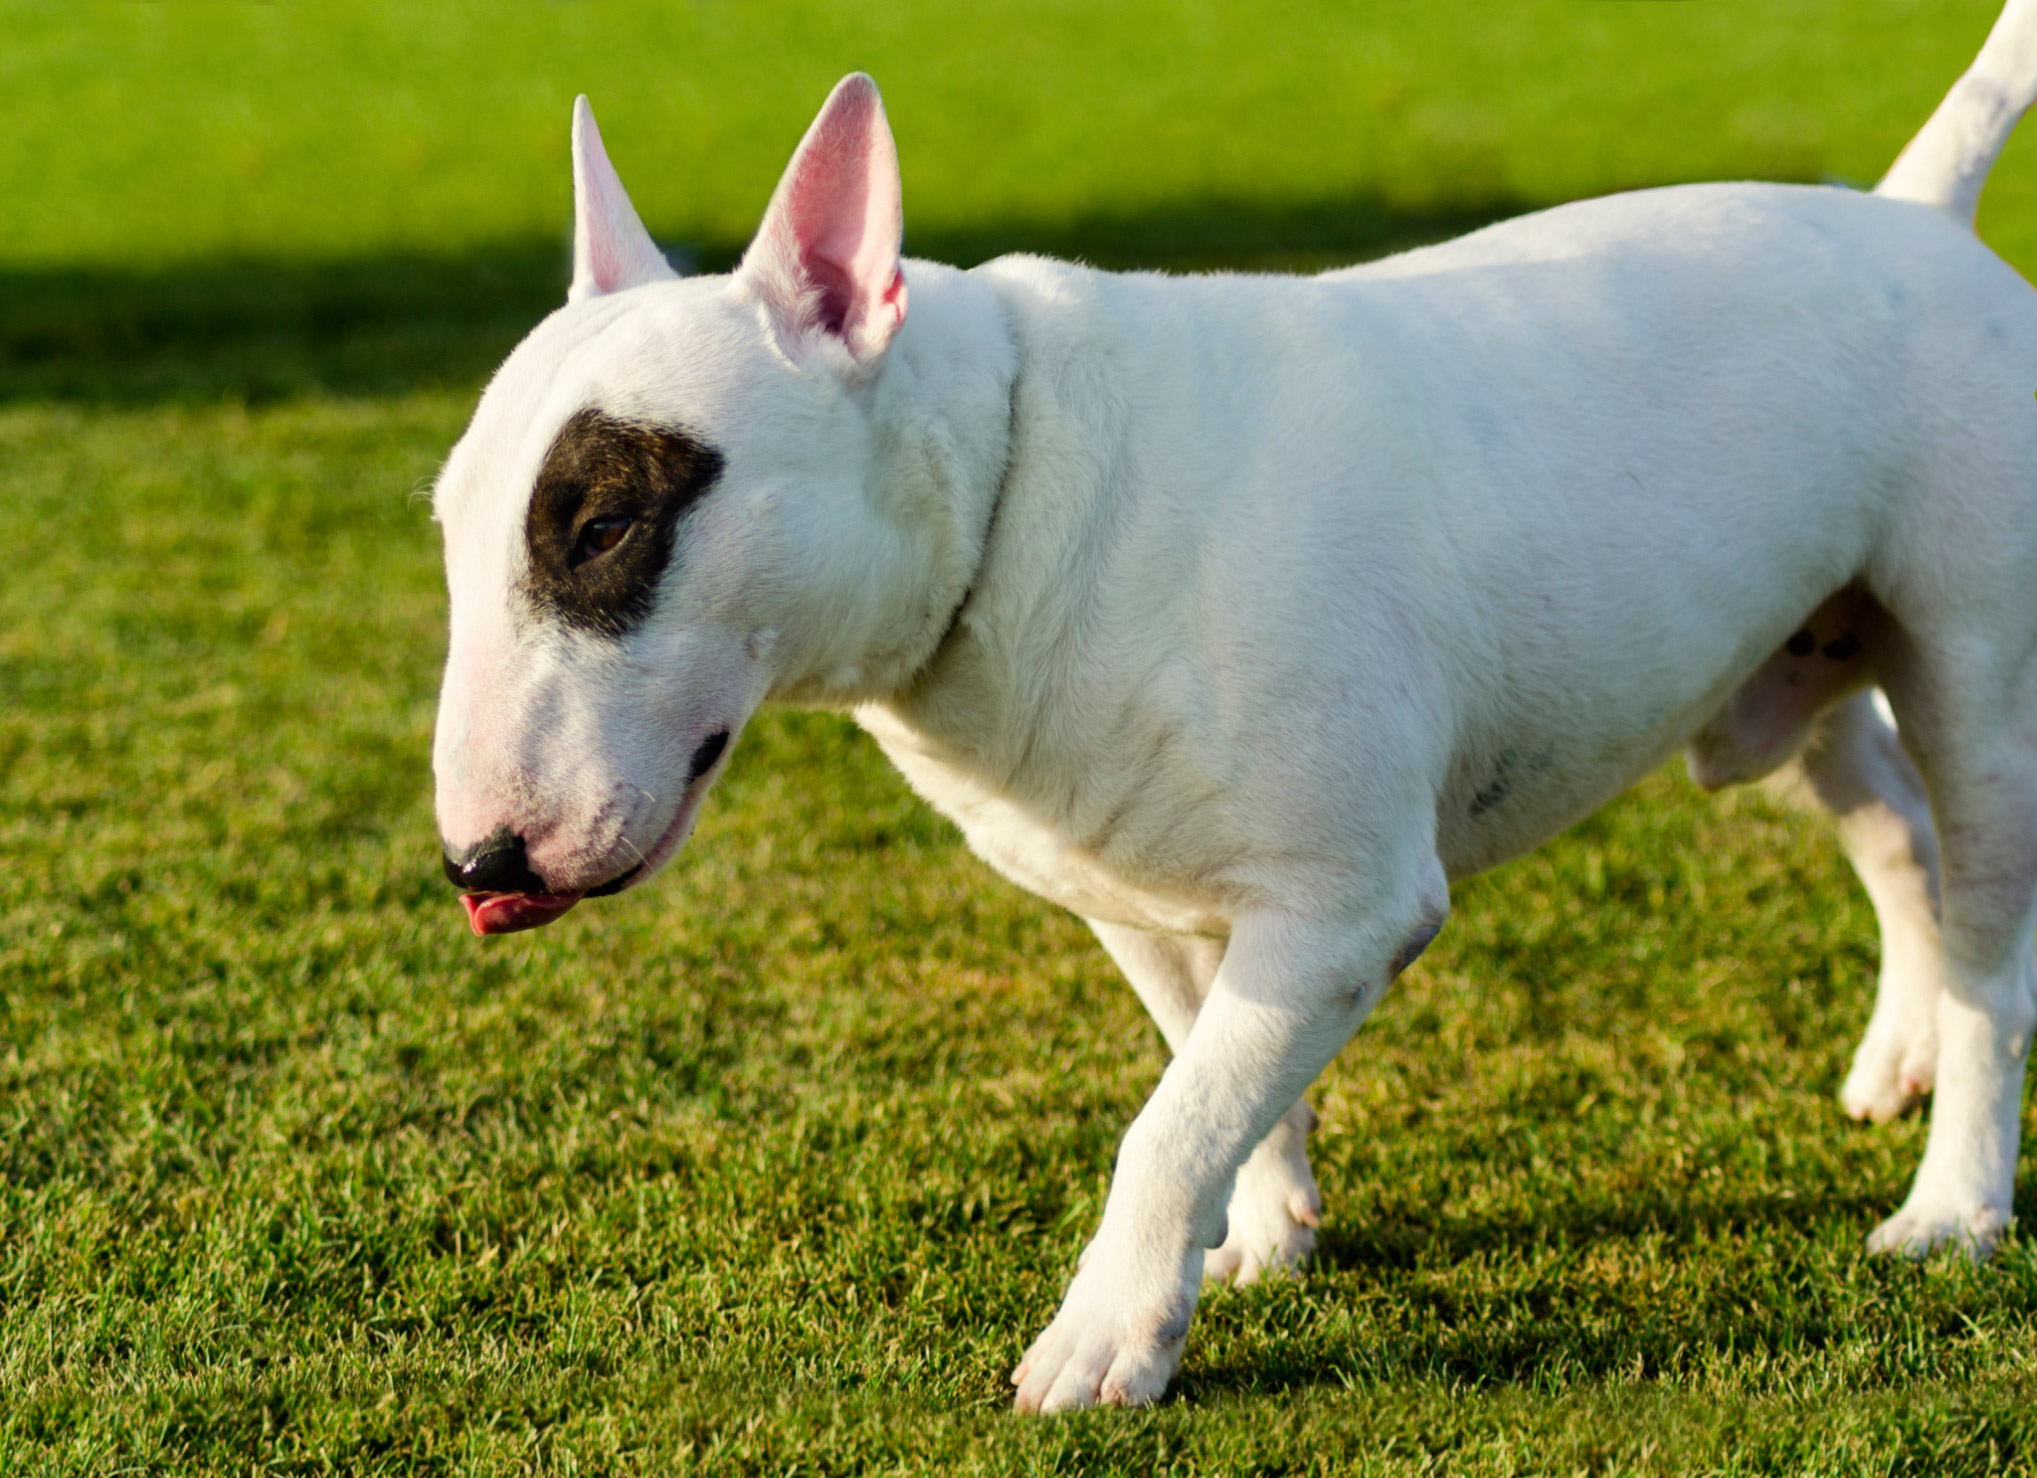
[1177,1181,2000,1400]
[0,194,1533,406]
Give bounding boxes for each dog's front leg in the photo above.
[1087,918,1325,1284]
[1013,885,1442,1413]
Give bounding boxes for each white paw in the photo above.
[1204,1175,1320,1286]
[1865,1197,2011,1261]
[1205,1099,1323,1285]
[1011,1254,1200,1413]
[1840,1013,1937,1123]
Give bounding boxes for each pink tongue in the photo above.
[462,892,583,936]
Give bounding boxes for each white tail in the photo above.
[1878,0,2037,225]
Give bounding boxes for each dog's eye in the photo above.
[570,515,634,568]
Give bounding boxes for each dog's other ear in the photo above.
[740,73,908,368]
[569,95,678,303]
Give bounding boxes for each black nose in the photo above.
[442,828,548,893]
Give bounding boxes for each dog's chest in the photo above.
[855,706,1234,937]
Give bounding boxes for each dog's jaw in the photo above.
[564,725,735,899]
[609,736,729,882]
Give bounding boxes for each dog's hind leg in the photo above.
[1686,594,1949,1120]
[1086,919,1323,1284]
[1864,649,2037,1259]
[1765,691,1950,1122]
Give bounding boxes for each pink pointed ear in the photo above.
[569,96,677,303]
[740,73,909,366]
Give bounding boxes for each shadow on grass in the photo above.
[1312,1184,1898,1275]
[1181,1179,1997,1400]
[0,192,1530,406]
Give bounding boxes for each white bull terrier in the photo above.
[432,0,2037,1411]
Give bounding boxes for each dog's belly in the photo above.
[1431,683,1746,880]
[1423,563,1886,879]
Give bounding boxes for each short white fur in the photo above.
[433,5,2037,1412]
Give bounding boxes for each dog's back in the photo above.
[915,171,2037,899]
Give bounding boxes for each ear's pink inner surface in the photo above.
[753,74,908,356]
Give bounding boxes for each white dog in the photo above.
[432,2,2037,1411]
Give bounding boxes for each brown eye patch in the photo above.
[520,408,726,637]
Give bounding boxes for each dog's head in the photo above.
[432,75,930,935]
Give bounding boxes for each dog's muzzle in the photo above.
[439,727,735,939]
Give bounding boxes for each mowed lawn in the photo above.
[8,3,2037,1473]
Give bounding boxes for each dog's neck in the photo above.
[860,255,1136,789]
[767,259,1019,708]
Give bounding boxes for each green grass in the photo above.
[8,0,2037,270]
[8,2,2037,1472]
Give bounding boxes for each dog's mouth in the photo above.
[458,729,732,937]
[461,890,585,935]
